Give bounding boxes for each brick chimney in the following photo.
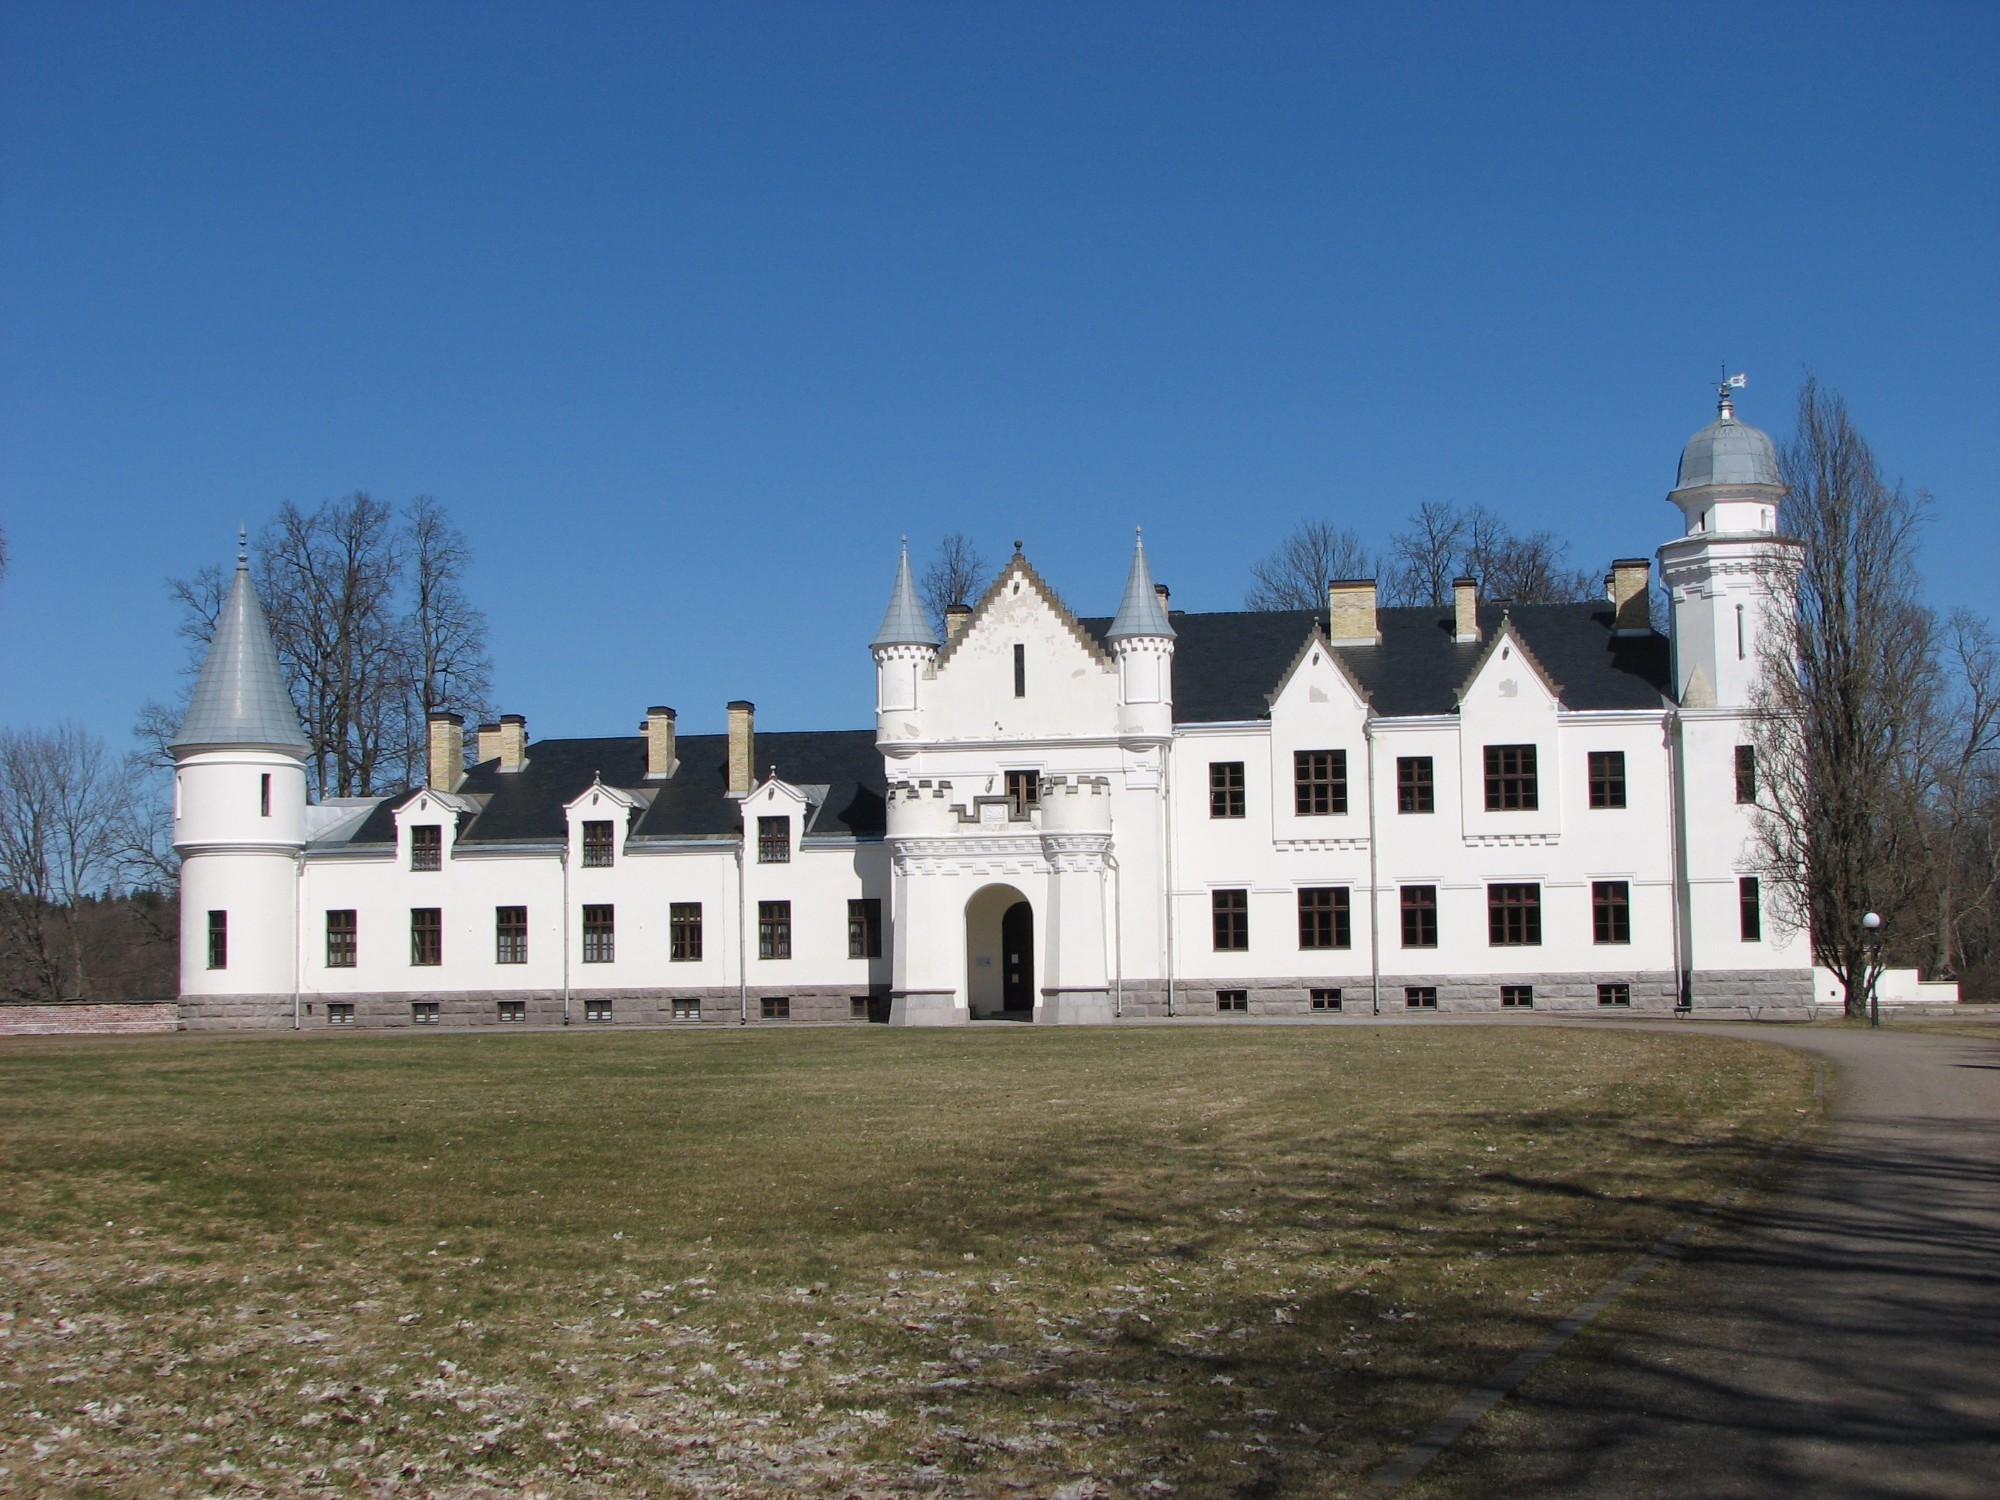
[497,713,528,774]
[644,706,677,779]
[474,722,502,766]
[1327,579,1380,646]
[1453,576,1481,644]
[945,603,972,640]
[426,711,465,792]
[1154,582,1170,611]
[727,701,755,795]
[1610,558,1652,636]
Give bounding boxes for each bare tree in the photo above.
[1908,611,2000,978]
[1244,521,1373,611]
[1382,502,1472,607]
[920,534,991,636]
[403,496,493,770]
[1748,376,1936,1016]
[0,725,149,1001]
[1380,502,1596,607]
[1476,527,1599,605]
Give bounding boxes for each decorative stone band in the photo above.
[892,831,1112,877]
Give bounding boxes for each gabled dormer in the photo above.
[740,776,817,864]
[1454,615,1564,842]
[1266,627,1372,840]
[564,779,644,869]
[395,788,481,871]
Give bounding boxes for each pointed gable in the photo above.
[934,550,1111,671]
[1454,613,1565,711]
[1266,624,1371,716]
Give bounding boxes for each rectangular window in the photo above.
[1209,761,1245,819]
[1740,877,1762,942]
[759,900,792,960]
[1400,885,1438,948]
[260,773,271,817]
[758,815,790,864]
[205,910,228,969]
[1212,889,1249,951]
[411,908,442,966]
[1013,642,1026,698]
[495,906,528,964]
[497,1000,526,1023]
[1487,883,1543,945]
[1216,989,1248,1013]
[848,898,882,959]
[1405,986,1437,1009]
[1397,756,1435,814]
[1593,881,1632,944]
[581,904,615,964]
[584,999,613,1023]
[1293,750,1348,816]
[1310,988,1342,1012]
[1297,887,1352,949]
[1588,751,1627,809]
[1004,770,1040,819]
[1598,983,1632,1008]
[326,909,357,968]
[412,1001,439,1025]
[412,824,442,871]
[1501,984,1534,1009]
[1484,744,1539,811]
[672,997,701,1022]
[850,995,871,1021]
[761,996,791,1020]
[1735,745,1757,804]
[581,819,614,867]
[670,902,703,961]
[327,1002,354,1025]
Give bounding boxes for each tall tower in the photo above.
[1657,380,1796,709]
[870,539,939,754]
[171,538,310,1025]
[1105,529,1176,740]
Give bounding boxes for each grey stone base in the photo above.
[186,987,890,1031]
[179,992,298,1029]
[889,990,967,1027]
[1040,987,1116,1025]
[1688,968,1815,1014]
[1116,972,1682,1017]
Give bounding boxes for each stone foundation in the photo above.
[187,987,891,1031]
[1117,972,1682,1017]
[1040,987,1116,1025]
[0,1001,181,1036]
[1687,968,1816,1015]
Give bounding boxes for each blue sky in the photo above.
[3,1,1995,748]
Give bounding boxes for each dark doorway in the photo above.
[1001,901,1034,1012]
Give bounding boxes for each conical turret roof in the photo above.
[171,550,309,752]
[870,540,938,649]
[1105,530,1175,639]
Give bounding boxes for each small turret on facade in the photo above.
[871,540,940,751]
[1107,529,1175,740]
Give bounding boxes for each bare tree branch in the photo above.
[1244,521,1373,611]
[919,534,991,636]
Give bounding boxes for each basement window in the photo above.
[761,996,791,1020]
[1216,990,1248,1013]
[1310,988,1342,1012]
[412,1001,439,1025]
[497,1000,526,1023]
[327,1003,354,1025]
[672,998,701,1022]
[584,999,613,1023]
[1597,983,1632,1008]
[1405,986,1438,1010]
[1501,985,1534,1009]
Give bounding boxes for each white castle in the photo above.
[173,387,1820,1029]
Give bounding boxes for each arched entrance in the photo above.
[965,883,1034,1020]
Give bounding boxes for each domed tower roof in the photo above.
[1673,379,1781,492]
[171,536,309,753]
[870,539,938,650]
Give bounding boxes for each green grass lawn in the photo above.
[0,1024,1815,1498]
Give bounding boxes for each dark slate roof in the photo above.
[1078,601,1671,722]
[328,729,885,849]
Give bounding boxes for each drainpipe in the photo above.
[1161,746,1176,1017]
[1365,715,1382,1016]
[1106,849,1123,1018]
[736,836,749,1024]
[1666,710,1690,1011]
[292,850,304,1030]
[560,844,571,1024]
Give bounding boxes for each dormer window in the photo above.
[758,816,790,864]
[412,825,442,871]
[582,820,614,867]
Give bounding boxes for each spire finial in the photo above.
[1717,369,1746,421]
[237,526,248,567]
[1013,539,1023,556]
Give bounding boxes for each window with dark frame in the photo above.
[850,995,871,1021]
[1400,885,1438,948]
[1588,751,1627,809]
[585,999,613,1023]
[761,996,791,1020]
[1297,887,1352,949]
[412,1001,439,1025]
[260,773,271,817]
[1216,989,1248,1013]
[497,1000,526,1022]
[1212,889,1249,951]
[759,900,792,960]
[495,906,528,964]
[758,816,790,863]
[1405,986,1437,1009]
[1310,988,1342,1011]
[1397,756,1435,814]
[672,997,701,1022]
[207,910,227,970]
[581,904,615,964]
[848,898,882,959]
[581,819,614,867]
[1209,761,1245,818]
[1597,983,1632,1008]
[1293,750,1348,816]
[1735,745,1758,803]
[1740,877,1762,941]
[411,908,442,966]
[1483,744,1539,810]
[1501,984,1534,1009]
[327,1002,354,1025]
[1592,881,1632,944]
[326,909,357,968]
[1013,642,1026,698]
[1487,883,1542,945]
[670,902,703,961]
[412,824,442,871]
[1004,770,1040,819]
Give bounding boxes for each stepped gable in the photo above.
[1078,601,1671,723]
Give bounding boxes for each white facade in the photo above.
[175,392,1821,1030]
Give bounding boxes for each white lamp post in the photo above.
[1861,911,1883,1028]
